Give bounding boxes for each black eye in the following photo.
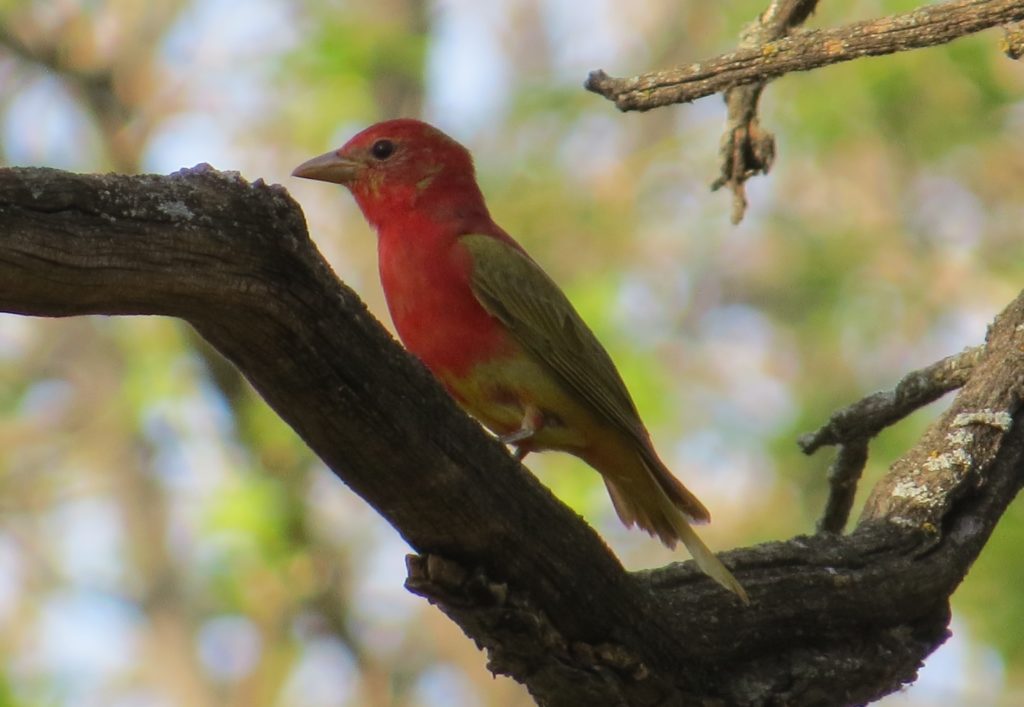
[371,139,395,160]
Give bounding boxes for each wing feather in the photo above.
[461,234,647,444]
[463,234,714,526]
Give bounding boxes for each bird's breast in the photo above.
[378,230,516,378]
[377,227,597,455]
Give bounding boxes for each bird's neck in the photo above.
[356,173,492,235]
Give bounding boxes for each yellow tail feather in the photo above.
[604,473,749,605]
[658,496,750,604]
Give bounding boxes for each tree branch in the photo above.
[800,345,984,454]
[711,0,818,224]
[585,0,1024,111]
[803,345,984,533]
[3,167,1023,705]
[1002,20,1024,58]
[817,438,870,534]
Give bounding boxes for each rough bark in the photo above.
[2,166,1022,706]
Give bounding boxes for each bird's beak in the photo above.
[292,150,361,185]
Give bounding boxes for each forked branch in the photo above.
[803,345,984,533]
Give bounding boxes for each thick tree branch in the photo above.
[585,0,1024,111]
[2,167,1023,705]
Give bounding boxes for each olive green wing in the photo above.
[461,233,646,442]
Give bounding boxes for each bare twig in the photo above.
[818,439,870,534]
[800,346,983,454]
[712,0,819,224]
[586,0,1024,111]
[804,346,984,535]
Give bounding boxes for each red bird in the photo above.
[294,119,746,602]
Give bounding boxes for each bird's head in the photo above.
[293,119,487,230]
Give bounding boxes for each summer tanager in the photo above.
[293,119,747,602]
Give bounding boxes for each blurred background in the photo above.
[1,0,1022,705]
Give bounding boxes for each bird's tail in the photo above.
[603,458,749,604]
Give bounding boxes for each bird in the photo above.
[293,119,747,603]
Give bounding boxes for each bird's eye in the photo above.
[371,139,395,160]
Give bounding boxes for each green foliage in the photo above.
[0,671,21,707]
[281,7,428,143]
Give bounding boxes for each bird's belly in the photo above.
[440,352,594,452]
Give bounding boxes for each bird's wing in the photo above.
[461,233,647,442]
[463,233,715,527]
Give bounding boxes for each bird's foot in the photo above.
[498,405,543,461]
